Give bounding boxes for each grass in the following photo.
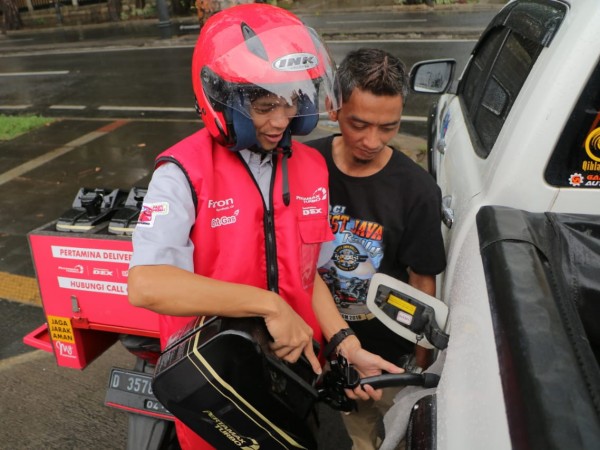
[0,114,54,141]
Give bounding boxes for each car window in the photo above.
[477,32,542,156]
[458,0,567,159]
[459,28,543,158]
[461,28,505,116]
[545,61,600,189]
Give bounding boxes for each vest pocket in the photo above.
[298,217,332,289]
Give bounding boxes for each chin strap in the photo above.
[279,129,292,206]
[249,129,293,206]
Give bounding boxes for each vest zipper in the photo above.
[237,152,279,293]
[265,155,279,293]
[264,209,279,293]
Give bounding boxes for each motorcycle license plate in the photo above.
[105,368,173,420]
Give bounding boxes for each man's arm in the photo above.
[128,265,321,373]
[311,275,403,401]
[408,270,436,296]
[408,270,436,369]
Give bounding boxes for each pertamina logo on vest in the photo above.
[296,187,327,216]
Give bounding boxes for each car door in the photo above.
[433,0,567,254]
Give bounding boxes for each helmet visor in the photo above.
[200,25,341,120]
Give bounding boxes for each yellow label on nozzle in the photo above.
[387,294,416,315]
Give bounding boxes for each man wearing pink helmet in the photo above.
[127,4,403,449]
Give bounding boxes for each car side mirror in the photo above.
[409,59,456,94]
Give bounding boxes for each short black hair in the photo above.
[337,47,408,103]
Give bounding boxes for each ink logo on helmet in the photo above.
[273,53,318,72]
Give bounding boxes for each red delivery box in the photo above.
[25,221,160,369]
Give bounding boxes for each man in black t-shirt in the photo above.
[307,48,446,450]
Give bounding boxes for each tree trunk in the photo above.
[0,0,23,32]
[171,0,191,16]
[107,0,122,21]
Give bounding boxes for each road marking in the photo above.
[0,103,429,123]
[0,105,31,110]
[0,44,194,58]
[0,37,475,58]
[0,119,129,188]
[0,37,34,44]
[97,119,130,132]
[326,19,427,24]
[49,105,86,110]
[0,70,70,77]
[327,38,477,44]
[402,115,428,122]
[0,105,427,122]
[98,105,196,113]
[0,272,40,306]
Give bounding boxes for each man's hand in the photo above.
[337,335,404,401]
[264,297,322,375]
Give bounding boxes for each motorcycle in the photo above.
[23,187,450,450]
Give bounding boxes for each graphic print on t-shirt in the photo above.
[319,204,384,320]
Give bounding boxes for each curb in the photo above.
[290,3,503,14]
[0,19,486,56]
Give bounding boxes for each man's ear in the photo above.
[325,97,338,122]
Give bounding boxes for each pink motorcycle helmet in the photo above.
[191,3,341,151]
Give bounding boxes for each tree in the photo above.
[107,0,122,21]
[0,0,23,33]
[172,0,191,16]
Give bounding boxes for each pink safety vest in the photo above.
[154,129,332,450]
[156,129,333,449]
[155,128,332,347]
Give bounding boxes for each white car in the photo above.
[380,0,600,449]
